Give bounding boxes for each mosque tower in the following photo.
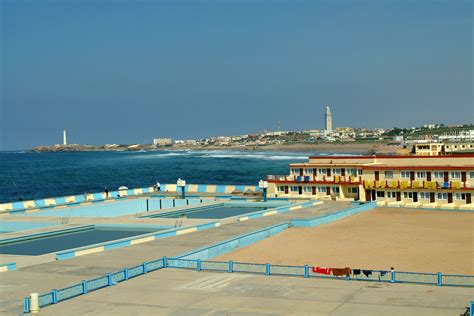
[325,106,333,133]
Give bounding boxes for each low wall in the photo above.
[177,222,290,260]
[0,221,59,233]
[0,184,260,214]
[291,202,376,227]
[55,222,220,260]
[238,200,323,222]
[0,262,16,273]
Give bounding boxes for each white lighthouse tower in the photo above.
[325,106,333,134]
[63,129,67,145]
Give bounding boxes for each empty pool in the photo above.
[143,203,270,219]
[0,226,162,255]
[13,197,214,218]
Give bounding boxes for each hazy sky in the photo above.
[1,0,472,150]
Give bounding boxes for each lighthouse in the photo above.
[63,129,67,145]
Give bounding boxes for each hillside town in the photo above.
[34,106,473,155]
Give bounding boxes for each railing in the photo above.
[267,175,361,184]
[364,180,470,190]
[24,258,165,313]
[23,257,474,313]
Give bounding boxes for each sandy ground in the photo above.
[215,208,474,274]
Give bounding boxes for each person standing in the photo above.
[104,187,109,198]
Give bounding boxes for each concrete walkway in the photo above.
[0,201,350,315]
[41,268,473,315]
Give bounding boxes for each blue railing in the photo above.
[23,256,474,313]
[23,258,165,313]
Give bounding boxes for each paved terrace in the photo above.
[42,268,472,315]
[1,201,350,314]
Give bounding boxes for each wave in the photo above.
[127,149,360,160]
[200,153,308,160]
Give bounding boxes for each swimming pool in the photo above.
[12,197,217,218]
[142,203,270,219]
[0,226,164,255]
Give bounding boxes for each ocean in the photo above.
[0,150,357,203]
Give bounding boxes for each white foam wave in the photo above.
[201,153,308,160]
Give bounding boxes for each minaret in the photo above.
[325,106,333,133]
[63,129,67,145]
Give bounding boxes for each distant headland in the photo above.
[31,141,402,155]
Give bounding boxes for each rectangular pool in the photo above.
[144,204,269,219]
[12,197,215,218]
[0,226,161,256]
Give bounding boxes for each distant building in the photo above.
[325,106,333,133]
[153,138,173,146]
[413,142,474,156]
[63,129,67,145]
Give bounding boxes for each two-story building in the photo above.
[266,154,474,210]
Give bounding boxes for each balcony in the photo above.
[266,175,361,185]
[363,180,470,190]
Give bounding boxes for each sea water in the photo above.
[0,150,356,203]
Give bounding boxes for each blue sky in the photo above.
[1,0,472,150]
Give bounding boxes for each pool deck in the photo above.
[1,201,350,314]
[1,201,472,315]
[41,268,472,316]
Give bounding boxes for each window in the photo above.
[317,186,326,193]
[376,191,385,198]
[434,172,444,179]
[303,186,312,193]
[277,186,285,192]
[400,171,410,178]
[450,172,461,179]
[420,192,430,199]
[291,186,299,192]
[318,168,327,175]
[333,168,341,175]
[348,187,358,194]
[347,168,357,176]
[304,168,313,175]
[437,192,448,200]
[403,192,413,199]
[384,171,394,179]
[470,172,474,179]
[332,187,340,194]
[455,193,466,200]
[358,169,363,175]
[416,172,426,178]
[387,192,396,198]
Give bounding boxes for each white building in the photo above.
[325,106,333,133]
[63,129,67,145]
[153,138,173,146]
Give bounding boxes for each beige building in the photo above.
[413,142,474,156]
[153,138,173,146]
[266,154,474,210]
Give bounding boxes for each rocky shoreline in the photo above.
[32,141,408,154]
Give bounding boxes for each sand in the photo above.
[215,208,474,274]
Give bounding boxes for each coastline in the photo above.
[31,142,389,154]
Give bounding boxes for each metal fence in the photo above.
[23,257,474,313]
[23,258,165,313]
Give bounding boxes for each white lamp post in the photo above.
[177,178,186,199]
[259,180,268,202]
